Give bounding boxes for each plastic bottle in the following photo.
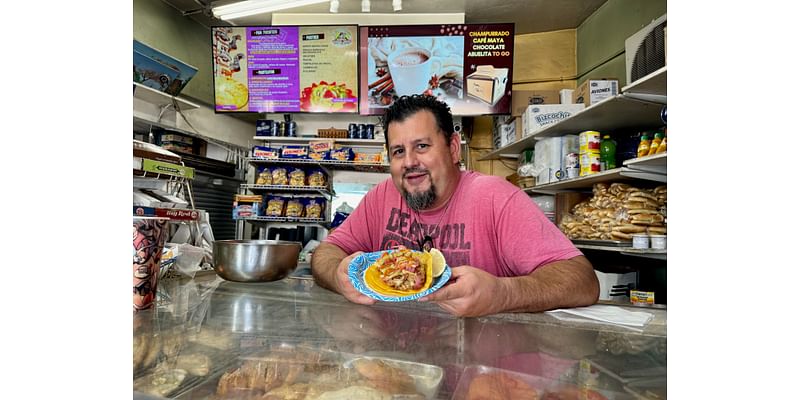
[656,136,667,154]
[600,135,617,170]
[637,134,651,158]
[648,132,664,156]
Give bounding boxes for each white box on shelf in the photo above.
[533,135,579,184]
[492,117,519,149]
[522,104,585,137]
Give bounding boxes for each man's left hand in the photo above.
[418,265,507,317]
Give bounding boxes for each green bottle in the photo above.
[600,135,617,170]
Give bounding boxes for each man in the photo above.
[312,95,599,317]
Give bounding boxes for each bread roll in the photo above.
[613,224,647,233]
[611,231,633,240]
[629,191,657,201]
[647,226,667,234]
[628,209,661,215]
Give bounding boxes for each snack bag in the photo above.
[265,195,286,217]
[255,166,272,185]
[285,198,304,218]
[307,168,327,187]
[288,167,306,187]
[271,167,289,186]
[305,197,325,219]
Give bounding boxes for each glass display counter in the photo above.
[134,273,666,399]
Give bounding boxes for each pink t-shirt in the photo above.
[325,171,582,277]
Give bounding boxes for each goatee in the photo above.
[403,185,437,211]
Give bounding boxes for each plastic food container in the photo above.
[649,234,667,249]
[451,365,625,400]
[175,347,445,400]
[632,234,649,249]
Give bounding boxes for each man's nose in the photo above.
[402,151,419,168]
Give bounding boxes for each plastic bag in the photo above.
[331,201,354,228]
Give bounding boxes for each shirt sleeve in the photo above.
[496,190,583,276]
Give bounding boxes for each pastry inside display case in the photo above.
[174,344,444,399]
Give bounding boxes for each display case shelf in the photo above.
[133,82,200,110]
[480,94,665,160]
[621,66,667,103]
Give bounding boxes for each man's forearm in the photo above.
[498,256,599,313]
[311,242,348,293]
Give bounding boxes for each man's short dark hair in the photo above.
[382,95,454,148]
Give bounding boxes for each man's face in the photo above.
[387,110,460,211]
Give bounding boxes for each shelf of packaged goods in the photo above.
[621,66,667,103]
[241,184,333,196]
[247,157,389,173]
[479,94,665,160]
[573,243,667,260]
[133,82,200,110]
[133,206,201,221]
[252,136,385,147]
[133,157,195,180]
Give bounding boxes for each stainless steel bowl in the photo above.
[212,240,302,282]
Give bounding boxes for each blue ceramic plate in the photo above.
[348,250,452,302]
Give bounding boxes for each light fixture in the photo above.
[329,0,339,13]
[361,0,370,12]
[213,0,329,21]
[392,0,402,11]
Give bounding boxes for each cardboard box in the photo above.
[522,104,585,136]
[573,79,619,106]
[511,90,561,116]
[466,66,509,106]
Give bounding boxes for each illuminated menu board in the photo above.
[212,25,359,113]
[359,24,514,116]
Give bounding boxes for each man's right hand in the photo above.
[335,251,376,305]
[311,242,377,306]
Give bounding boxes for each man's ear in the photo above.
[449,132,462,165]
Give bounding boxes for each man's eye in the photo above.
[392,148,404,156]
[417,144,429,150]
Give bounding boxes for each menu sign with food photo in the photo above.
[359,24,514,116]
[212,25,359,113]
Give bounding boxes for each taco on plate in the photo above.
[364,248,433,296]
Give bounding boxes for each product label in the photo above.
[141,159,195,179]
[155,208,199,221]
[630,290,655,305]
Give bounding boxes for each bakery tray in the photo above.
[572,239,633,247]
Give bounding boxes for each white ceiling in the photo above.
[163,0,608,35]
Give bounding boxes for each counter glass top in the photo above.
[134,273,666,399]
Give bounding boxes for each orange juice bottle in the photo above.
[648,132,664,156]
[637,134,651,158]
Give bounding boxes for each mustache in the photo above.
[403,168,429,178]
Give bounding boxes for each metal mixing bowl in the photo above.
[212,240,302,282]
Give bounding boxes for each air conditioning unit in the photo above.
[625,14,667,85]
